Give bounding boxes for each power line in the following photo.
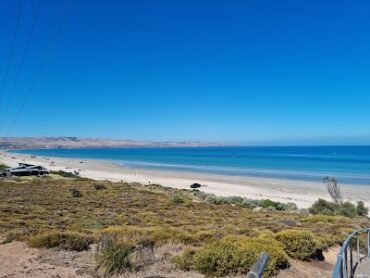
[6,0,73,136]
[0,0,23,109]
[0,0,43,132]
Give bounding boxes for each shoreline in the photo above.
[1,151,370,209]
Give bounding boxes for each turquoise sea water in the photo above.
[14,146,370,185]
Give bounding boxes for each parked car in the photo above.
[1,163,49,177]
[190,182,202,189]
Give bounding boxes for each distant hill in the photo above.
[0,137,226,150]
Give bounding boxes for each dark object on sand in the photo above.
[190,183,202,189]
[1,163,49,177]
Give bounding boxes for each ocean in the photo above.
[14,146,370,185]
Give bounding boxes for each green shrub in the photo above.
[285,202,298,211]
[357,201,369,216]
[336,202,357,218]
[0,163,8,171]
[96,227,156,275]
[257,230,276,239]
[191,191,296,211]
[172,194,185,204]
[258,199,280,209]
[51,170,80,178]
[257,199,297,211]
[28,231,92,251]
[224,196,245,204]
[193,240,238,276]
[193,236,288,277]
[96,240,136,275]
[309,199,337,215]
[309,199,358,218]
[241,199,260,208]
[205,194,225,205]
[315,234,335,250]
[172,248,197,271]
[275,229,323,260]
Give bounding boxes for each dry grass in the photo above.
[0,176,369,276]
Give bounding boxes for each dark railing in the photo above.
[332,227,370,278]
[246,252,270,278]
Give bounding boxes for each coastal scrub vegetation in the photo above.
[50,170,81,179]
[28,230,93,251]
[192,236,289,277]
[0,176,369,277]
[191,190,298,211]
[0,163,8,171]
[309,198,367,218]
[172,247,197,271]
[357,201,369,216]
[96,239,137,274]
[274,229,324,260]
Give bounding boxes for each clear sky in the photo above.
[0,0,369,145]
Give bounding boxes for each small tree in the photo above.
[322,177,343,204]
[357,201,369,216]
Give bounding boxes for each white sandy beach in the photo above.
[1,151,370,209]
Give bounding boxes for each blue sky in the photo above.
[0,0,369,144]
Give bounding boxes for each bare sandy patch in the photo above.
[0,241,95,278]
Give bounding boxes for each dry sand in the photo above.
[0,240,203,278]
[0,241,94,278]
[1,151,370,209]
[0,241,337,278]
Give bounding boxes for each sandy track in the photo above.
[0,241,95,278]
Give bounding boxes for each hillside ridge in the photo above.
[0,137,227,150]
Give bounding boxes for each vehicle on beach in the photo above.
[190,182,202,189]
[0,163,49,177]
